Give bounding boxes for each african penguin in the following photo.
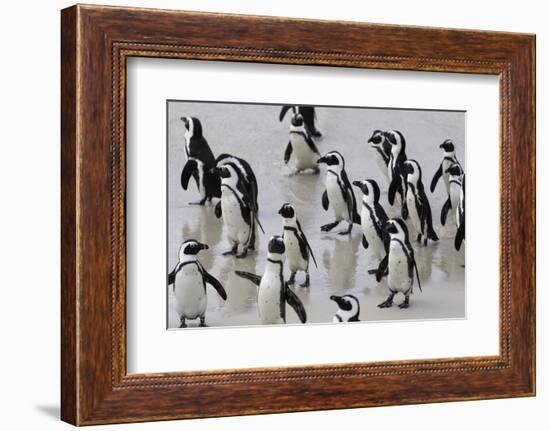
[168,240,227,327]
[317,151,361,235]
[180,116,221,205]
[376,219,422,309]
[455,175,466,251]
[444,163,464,227]
[430,139,462,225]
[352,179,389,260]
[386,130,409,218]
[279,105,322,138]
[330,294,360,322]
[235,236,307,325]
[213,153,262,250]
[284,113,321,173]
[367,130,392,181]
[401,159,439,246]
[214,164,259,258]
[279,203,318,288]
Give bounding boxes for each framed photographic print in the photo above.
[61,4,536,425]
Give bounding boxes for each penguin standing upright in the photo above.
[445,163,464,227]
[213,153,261,249]
[317,151,361,235]
[352,179,389,261]
[386,130,409,218]
[179,116,221,205]
[430,139,462,225]
[278,203,318,287]
[330,294,360,322]
[168,240,227,327]
[367,130,392,181]
[284,112,321,173]
[455,175,466,251]
[401,159,439,246]
[214,164,261,258]
[235,236,307,325]
[279,105,322,138]
[376,219,422,309]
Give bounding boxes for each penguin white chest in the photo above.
[290,133,317,170]
[360,205,384,254]
[257,273,284,325]
[284,231,307,271]
[388,243,412,293]
[174,265,206,319]
[406,189,422,234]
[449,183,462,226]
[221,189,250,243]
[371,147,389,180]
[326,173,349,221]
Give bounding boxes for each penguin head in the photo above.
[330,294,360,314]
[278,203,296,220]
[384,218,410,242]
[440,139,455,153]
[445,163,463,178]
[317,151,345,171]
[267,235,286,262]
[367,130,385,147]
[180,116,203,140]
[352,179,380,203]
[401,159,422,183]
[386,130,406,155]
[178,239,208,261]
[214,164,239,186]
[290,113,304,127]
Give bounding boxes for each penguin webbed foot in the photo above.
[287,272,296,286]
[189,197,207,205]
[321,220,340,232]
[378,294,394,308]
[199,316,207,327]
[338,223,353,235]
[299,273,310,288]
[236,249,248,259]
[223,244,238,256]
[179,317,187,328]
[398,296,410,309]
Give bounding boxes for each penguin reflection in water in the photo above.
[284,112,321,174]
[235,236,307,325]
[376,219,422,309]
[279,203,318,287]
[317,151,361,235]
[330,295,360,322]
[401,159,439,246]
[214,164,264,258]
[168,240,227,328]
[179,117,221,205]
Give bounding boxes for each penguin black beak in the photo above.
[199,243,209,251]
[352,180,361,187]
[317,156,326,164]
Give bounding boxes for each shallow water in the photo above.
[167,101,465,328]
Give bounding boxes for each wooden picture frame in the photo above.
[61,4,536,425]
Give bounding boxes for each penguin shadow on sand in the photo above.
[321,234,361,295]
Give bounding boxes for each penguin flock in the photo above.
[169,106,465,327]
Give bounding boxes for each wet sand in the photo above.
[167,101,465,328]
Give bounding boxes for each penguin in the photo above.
[445,163,464,227]
[317,151,361,235]
[376,219,422,309]
[430,139,462,225]
[455,175,466,251]
[401,159,439,246]
[352,179,389,261]
[180,116,221,205]
[167,239,227,327]
[214,164,260,258]
[367,130,392,181]
[279,105,322,138]
[386,130,409,218]
[213,153,262,249]
[234,236,307,325]
[330,294,360,322]
[278,203,318,287]
[284,112,321,173]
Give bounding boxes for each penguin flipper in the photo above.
[440,197,451,225]
[430,165,442,193]
[286,286,307,324]
[199,266,227,300]
[180,159,198,190]
[388,176,399,205]
[284,141,293,164]
[234,270,262,286]
[214,201,222,219]
[362,235,369,249]
[279,105,293,122]
[297,220,318,268]
[455,223,465,251]
[321,190,329,211]
[376,255,388,282]
[168,270,176,286]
